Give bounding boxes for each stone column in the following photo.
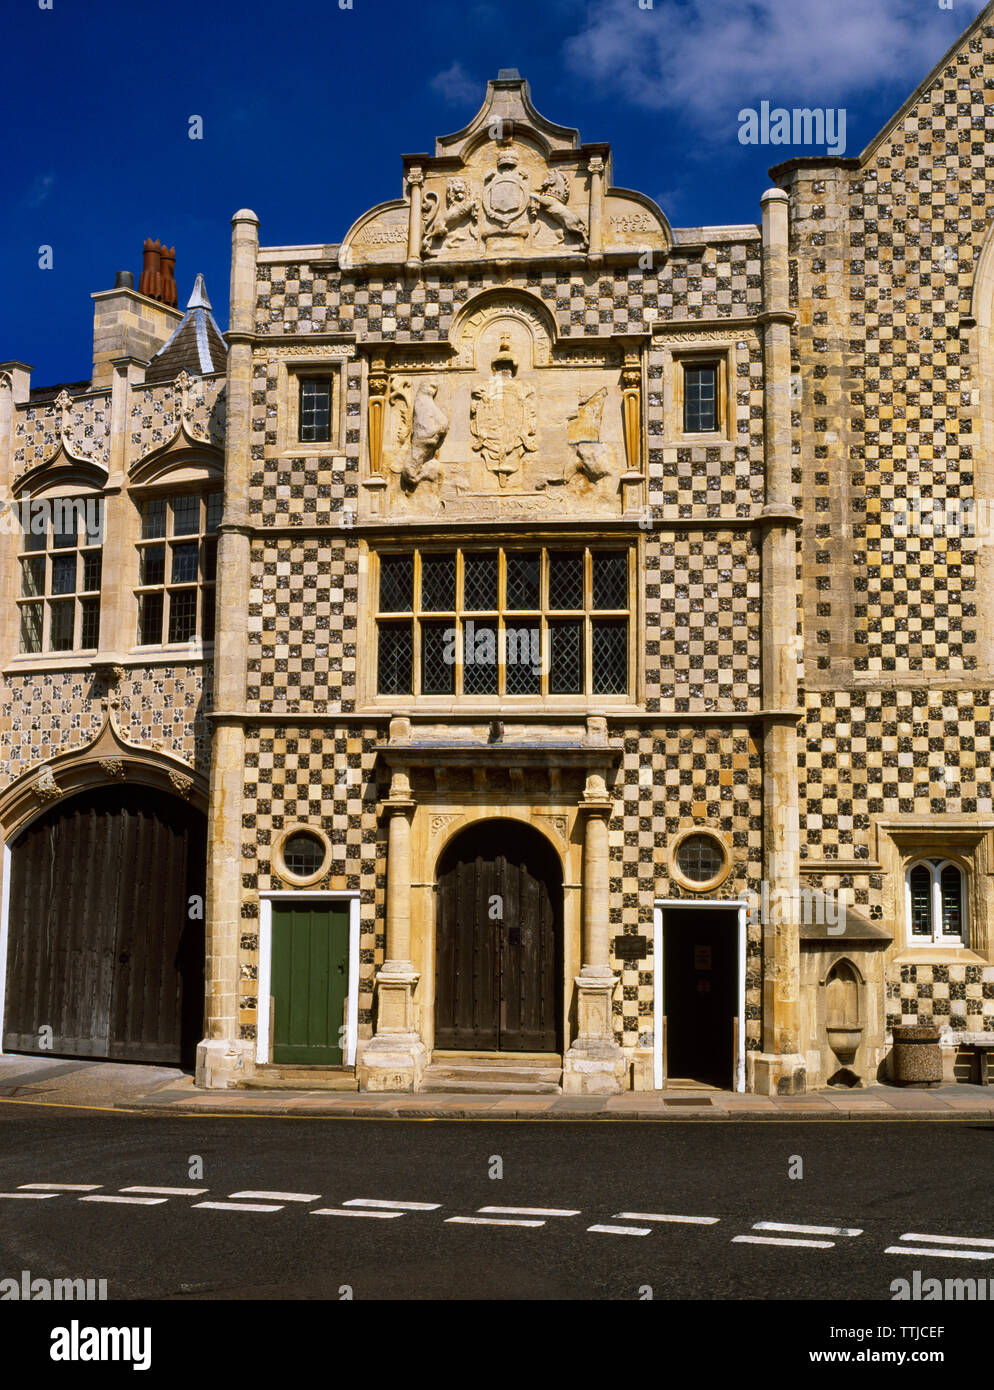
[587,154,605,263]
[196,208,259,1089]
[406,169,424,270]
[750,188,806,1096]
[357,749,428,1091]
[563,729,625,1094]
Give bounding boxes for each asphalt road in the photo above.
[1,1106,992,1304]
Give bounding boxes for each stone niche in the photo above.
[798,904,892,1088]
[362,294,641,521]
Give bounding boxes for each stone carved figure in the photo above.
[563,387,616,484]
[470,334,538,488]
[389,379,449,493]
[529,171,589,250]
[421,178,480,258]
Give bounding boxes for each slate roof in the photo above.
[144,275,227,383]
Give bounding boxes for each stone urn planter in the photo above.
[826,1024,863,1067]
[891,1024,943,1088]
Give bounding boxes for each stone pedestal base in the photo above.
[563,970,625,1095]
[358,963,427,1091]
[747,1050,807,1096]
[195,1037,255,1090]
[356,1034,428,1093]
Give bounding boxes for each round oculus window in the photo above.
[281,831,327,879]
[675,833,726,885]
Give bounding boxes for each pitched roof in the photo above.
[144,275,227,383]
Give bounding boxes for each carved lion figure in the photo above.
[421,178,480,258]
[529,172,589,249]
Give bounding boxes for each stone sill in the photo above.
[892,948,990,967]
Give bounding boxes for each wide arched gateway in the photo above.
[3,785,206,1065]
[434,819,563,1053]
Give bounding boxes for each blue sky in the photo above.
[1,0,984,384]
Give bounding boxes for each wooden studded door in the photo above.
[434,821,562,1052]
[4,786,206,1065]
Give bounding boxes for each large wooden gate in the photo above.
[435,820,562,1053]
[3,785,206,1064]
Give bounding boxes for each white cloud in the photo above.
[430,61,482,106]
[563,0,978,120]
[23,173,56,209]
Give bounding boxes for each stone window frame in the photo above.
[668,826,733,894]
[16,490,104,656]
[904,856,969,948]
[276,357,347,456]
[874,818,994,963]
[273,823,333,888]
[364,541,639,709]
[656,338,739,445]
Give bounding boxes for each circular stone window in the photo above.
[673,832,729,891]
[278,828,329,883]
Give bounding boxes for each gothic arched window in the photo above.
[905,858,967,946]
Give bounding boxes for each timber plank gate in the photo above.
[435,820,562,1053]
[3,785,206,1065]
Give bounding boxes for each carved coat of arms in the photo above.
[481,152,531,237]
[470,335,537,487]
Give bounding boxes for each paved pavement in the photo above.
[2,1053,994,1120]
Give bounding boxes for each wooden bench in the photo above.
[953,1032,994,1086]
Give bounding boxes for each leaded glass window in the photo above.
[135,491,221,645]
[18,496,103,654]
[375,546,632,699]
[906,859,968,945]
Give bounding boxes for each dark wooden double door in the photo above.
[4,786,206,1065]
[435,821,562,1053]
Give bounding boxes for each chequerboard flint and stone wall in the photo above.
[782,15,994,1035]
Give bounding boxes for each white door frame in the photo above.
[257,891,360,1068]
[653,898,747,1093]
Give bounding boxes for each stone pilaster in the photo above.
[563,742,625,1094]
[357,758,428,1091]
[196,208,259,1089]
[750,189,806,1096]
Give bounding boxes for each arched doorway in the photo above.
[3,785,206,1066]
[435,819,562,1052]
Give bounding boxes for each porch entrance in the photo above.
[434,820,562,1052]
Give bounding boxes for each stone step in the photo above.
[430,1053,563,1068]
[422,1076,562,1095]
[424,1060,563,1094]
[236,1068,359,1092]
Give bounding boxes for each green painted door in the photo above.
[271,903,349,1064]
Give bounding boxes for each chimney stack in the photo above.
[90,237,183,389]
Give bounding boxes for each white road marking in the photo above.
[80,1195,168,1206]
[587,1224,652,1237]
[18,1183,101,1192]
[228,1190,319,1203]
[312,1207,404,1219]
[119,1186,209,1197]
[886,1244,994,1261]
[192,1201,284,1213]
[342,1199,442,1211]
[446,1215,545,1228]
[900,1232,994,1249]
[733,1235,835,1249]
[0,1192,60,1200]
[477,1206,580,1217]
[754,1222,863,1238]
[614,1212,719,1225]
